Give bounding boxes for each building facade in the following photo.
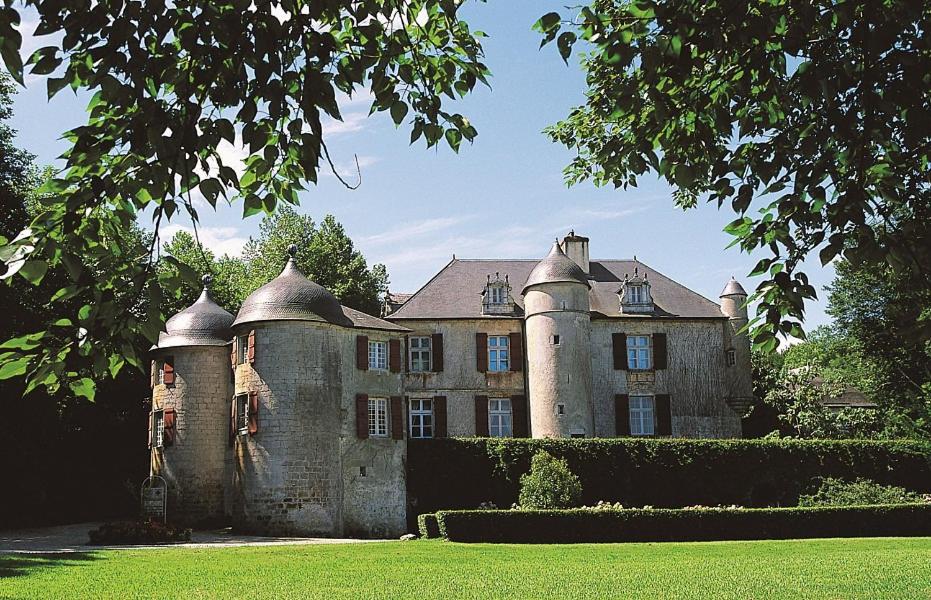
[148,233,753,535]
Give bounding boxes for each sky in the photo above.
[9,1,835,332]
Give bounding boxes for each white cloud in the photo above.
[362,215,474,246]
[160,224,249,258]
[321,112,369,137]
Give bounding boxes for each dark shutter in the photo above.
[405,337,411,372]
[228,396,236,446]
[148,412,153,448]
[391,396,404,440]
[475,333,488,372]
[163,408,176,446]
[434,396,447,438]
[653,333,667,370]
[248,391,259,436]
[509,332,523,372]
[162,356,175,385]
[655,394,672,436]
[615,394,631,436]
[248,329,256,364]
[511,394,528,437]
[230,339,237,368]
[389,339,401,373]
[474,395,489,436]
[356,394,369,439]
[432,333,444,372]
[612,333,627,370]
[356,335,369,370]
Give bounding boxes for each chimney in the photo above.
[561,230,590,274]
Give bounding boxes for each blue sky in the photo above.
[10,1,834,331]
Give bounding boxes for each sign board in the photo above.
[141,476,167,522]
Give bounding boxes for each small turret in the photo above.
[719,277,753,417]
[719,277,749,322]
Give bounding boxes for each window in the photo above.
[556,403,566,416]
[153,410,165,448]
[237,334,248,364]
[726,349,737,367]
[488,335,509,372]
[409,398,434,439]
[627,284,644,304]
[627,335,652,370]
[236,393,249,434]
[157,362,166,385]
[629,395,654,436]
[409,337,432,373]
[551,334,561,346]
[488,285,507,305]
[488,398,512,438]
[368,341,387,370]
[369,398,388,437]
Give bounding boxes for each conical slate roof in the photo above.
[232,246,352,328]
[720,277,748,297]
[156,276,234,348]
[521,242,591,295]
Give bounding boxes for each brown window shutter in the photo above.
[391,396,403,440]
[248,329,256,364]
[432,333,444,372]
[389,339,401,373]
[229,396,236,447]
[510,395,528,437]
[655,394,672,436]
[612,333,627,370]
[474,395,489,436]
[356,393,369,439]
[509,332,523,372]
[615,394,631,436]
[162,357,175,385]
[653,333,667,370]
[433,396,447,438]
[163,408,176,446]
[475,333,488,372]
[356,336,369,370]
[230,338,237,368]
[405,337,411,372]
[248,391,259,436]
[148,412,153,448]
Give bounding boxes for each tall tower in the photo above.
[150,275,234,525]
[522,242,594,438]
[720,277,754,415]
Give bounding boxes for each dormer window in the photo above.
[619,267,654,314]
[482,273,515,315]
[627,284,644,304]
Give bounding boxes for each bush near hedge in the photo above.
[407,438,931,519]
[435,504,931,543]
[88,520,192,545]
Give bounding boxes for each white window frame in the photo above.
[153,409,165,448]
[237,334,249,364]
[236,393,249,434]
[369,397,388,437]
[627,335,652,370]
[409,398,434,439]
[627,284,644,304]
[629,395,655,436]
[157,361,166,385]
[726,349,737,367]
[368,341,388,370]
[487,335,510,372]
[409,336,432,373]
[488,398,513,438]
[487,285,507,305]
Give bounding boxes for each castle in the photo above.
[148,231,753,537]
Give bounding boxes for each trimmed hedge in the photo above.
[436,504,931,543]
[418,513,441,539]
[408,439,931,520]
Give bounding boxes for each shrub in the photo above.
[88,519,192,545]
[417,513,440,539]
[518,450,582,509]
[798,477,926,507]
[407,438,931,520]
[435,504,931,543]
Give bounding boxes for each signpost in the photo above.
[140,476,167,523]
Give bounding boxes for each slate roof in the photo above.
[388,258,726,320]
[386,292,413,305]
[341,305,410,332]
[522,242,591,293]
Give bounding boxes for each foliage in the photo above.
[798,477,927,508]
[435,504,931,543]
[517,450,582,509]
[534,0,931,351]
[0,0,488,397]
[3,539,931,599]
[87,520,192,545]
[407,438,931,518]
[0,71,35,241]
[417,513,441,539]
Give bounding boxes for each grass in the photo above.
[1,538,931,599]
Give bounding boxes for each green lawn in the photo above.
[2,538,930,599]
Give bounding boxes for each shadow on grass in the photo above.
[0,552,102,579]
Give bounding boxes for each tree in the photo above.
[535,0,931,351]
[0,1,488,396]
[0,71,34,240]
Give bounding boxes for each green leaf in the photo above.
[18,260,48,284]
[557,32,577,63]
[390,101,408,126]
[69,377,96,401]
[0,357,29,380]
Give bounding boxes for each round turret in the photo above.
[157,275,234,348]
[719,277,753,416]
[522,242,594,438]
[719,277,749,322]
